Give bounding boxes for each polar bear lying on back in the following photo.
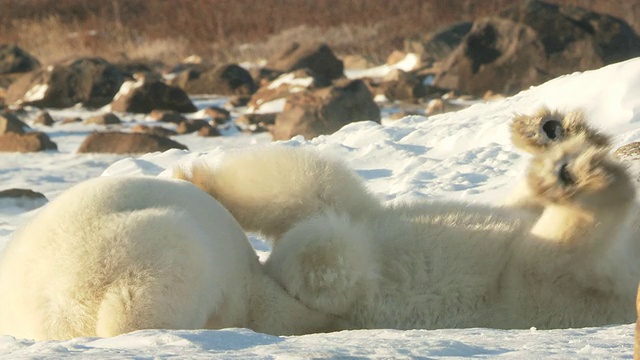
[178,109,640,330]
[0,177,340,340]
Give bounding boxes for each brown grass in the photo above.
[0,0,638,66]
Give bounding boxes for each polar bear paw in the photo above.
[526,136,631,206]
[264,210,376,316]
[511,108,610,154]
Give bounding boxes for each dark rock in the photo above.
[77,131,187,154]
[149,110,187,124]
[197,126,221,137]
[378,69,427,101]
[434,17,547,96]
[226,95,251,108]
[404,22,473,64]
[434,0,640,96]
[202,106,231,124]
[184,64,256,96]
[0,45,41,74]
[0,188,46,200]
[111,79,197,113]
[272,79,380,140]
[0,112,29,134]
[499,0,640,66]
[266,42,344,82]
[5,57,125,108]
[34,112,55,126]
[235,113,277,133]
[176,119,211,134]
[0,132,57,152]
[0,188,48,210]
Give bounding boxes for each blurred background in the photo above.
[1,0,638,65]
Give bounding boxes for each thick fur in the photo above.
[174,146,381,242]
[505,108,612,209]
[0,176,341,340]
[510,107,610,154]
[181,140,640,330]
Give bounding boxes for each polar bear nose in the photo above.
[541,117,564,141]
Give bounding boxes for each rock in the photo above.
[249,68,284,88]
[235,113,277,133]
[404,22,473,64]
[131,124,177,137]
[434,17,547,96]
[271,79,380,140]
[34,112,55,126]
[226,95,251,108]
[248,69,316,110]
[176,119,210,134]
[77,131,187,154]
[0,188,48,210]
[0,45,40,74]
[266,42,344,83]
[197,126,221,137]
[84,113,121,125]
[434,0,640,96]
[5,57,125,108]
[202,107,231,124]
[0,188,46,200]
[0,112,29,134]
[111,79,197,114]
[499,0,640,66]
[149,110,187,124]
[378,69,427,101]
[0,132,57,152]
[184,64,256,96]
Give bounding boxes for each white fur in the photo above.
[0,176,340,340]
[184,144,640,330]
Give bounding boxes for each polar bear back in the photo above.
[0,176,258,340]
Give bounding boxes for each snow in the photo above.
[344,52,420,79]
[1,57,640,358]
[22,83,48,103]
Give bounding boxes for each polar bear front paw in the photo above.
[511,108,610,154]
[526,136,630,207]
[264,211,376,316]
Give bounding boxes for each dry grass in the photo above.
[0,0,637,66]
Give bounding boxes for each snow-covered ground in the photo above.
[1,57,639,358]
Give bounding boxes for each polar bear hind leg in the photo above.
[264,210,376,317]
[93,209,225,337]
[175,145,381,242]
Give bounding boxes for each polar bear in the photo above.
[177,122,639,330]
[0,176,341,340]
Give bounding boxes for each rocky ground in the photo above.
[0,0,638,156]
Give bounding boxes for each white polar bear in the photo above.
[0,176,341,340]
[178,115,640,330]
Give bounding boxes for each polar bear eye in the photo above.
[557,163,575,186]
[541,116,563,141]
